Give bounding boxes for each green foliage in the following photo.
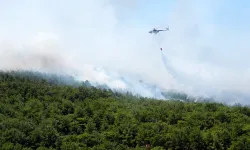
[0,71,250,149]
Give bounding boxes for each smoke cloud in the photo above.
[1,0,250,105]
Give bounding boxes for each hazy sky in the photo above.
[0,0,250,105]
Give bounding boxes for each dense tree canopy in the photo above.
[0,71,250,150]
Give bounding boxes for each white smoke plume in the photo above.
[0,0,250,105]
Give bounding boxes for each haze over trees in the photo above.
[0,71,250,149]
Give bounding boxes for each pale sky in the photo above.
[0,0,250,105]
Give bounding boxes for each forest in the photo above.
[0,70,250,150]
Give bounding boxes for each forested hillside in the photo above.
[0,71,250,150]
